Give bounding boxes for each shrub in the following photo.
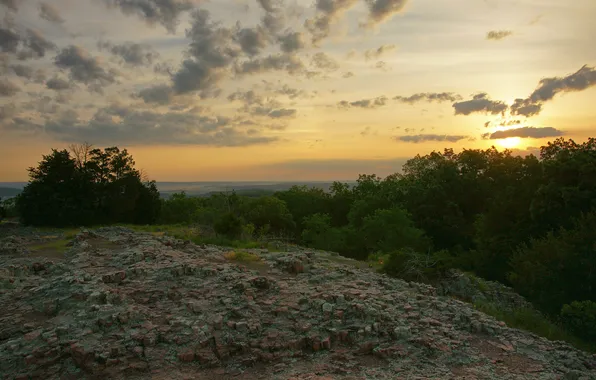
[560,301,596,342]
[214,212,243,239]
[381,248,446,283]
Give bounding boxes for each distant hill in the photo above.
[0,187,21,198]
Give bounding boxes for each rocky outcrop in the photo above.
[1,227,595,379]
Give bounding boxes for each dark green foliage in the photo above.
[381,249,447,283]
[241,196,295,234]
[16,147,160,227]
[214,212,243,239]
[509,209,596,315]
[560,301,596,342]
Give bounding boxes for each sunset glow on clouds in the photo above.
[1,0,595,180]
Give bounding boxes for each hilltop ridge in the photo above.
[1,226,595,379]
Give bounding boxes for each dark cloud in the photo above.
[339,96,388,109]
[136,84,173,104]
[235,53,305,75]
[274,85,307,99]
[9,63,33,78]
[54,45,117,90]
[21,29,57,59]
[486,30,513,41]
[304,0,359,44]
[364,44,396,61]
[234,27,268,56]
[278,31,305,53]
[0,26,20,53]
[268,108,296,118]
[364,0,409,27]
[483,126,563,140]
[527,64,596,103]
[227,90,265,106]
[396,134,468,143]
[171,9,237,95]
[46,76,72,91]
[511,65,596,117]
[394,92,462,104]
[101,0,198,33]
[310,52,339,71]
[39,2,65,24]
[0,79,20,96]
[98,41,159,66]
[510,98,542,117]
[42,106,277,147]
[0,0,20,11]
[453,93,508,115]
[256,0,277,13]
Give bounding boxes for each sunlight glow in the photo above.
[497,137,522,149]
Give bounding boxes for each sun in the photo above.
[497,137,522,149]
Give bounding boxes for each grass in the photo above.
[473,300,596,353]
[224,250,261,262]
[28,238,71,257]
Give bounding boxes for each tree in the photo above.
[16,146,160,227]
[241,196,295,234]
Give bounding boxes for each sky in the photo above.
[0,0,595,181]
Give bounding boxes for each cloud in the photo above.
[20,29,57,59]
[0,26,20,53]
[136,84,174,104]
[41,105,277,147]
[0,79,20,96]
[101,0,198,33]
[310,52,339,71]
[394,92,462,104]
[235,53,305,75]
[227,89,265,106]
[338,96,388,109]
[274,85,307,99]
[235,26,268,56]
[364,0,409,27]
[46,76,72,91]
[364,44,396,60]
[256,0,277,13]
[304,0,359,44]
[483,126,563,140]
[0,103,17,121]
[98,41,159,67]
[527,64,596,103]
[0,0,20,11]
[278,31,305,53]
[268,108,296,118]
[396,134,468,143]
[170,9,239,96]
[342,71,354,78]
[511,65,596,117]
[39,2,65,24]
[510,99,542,117]
[453,93,508,115]
[9,63,33,78]
[54,45,117,91]
[486,30,513,41]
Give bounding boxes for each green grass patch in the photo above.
[473,300,596,353]
[28,238,71,257]
[224,250,261,262]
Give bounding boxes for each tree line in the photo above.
[12,138,596,343]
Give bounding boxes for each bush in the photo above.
[560,301,596,342]
[214,212,243,239]
[381,248,446,283]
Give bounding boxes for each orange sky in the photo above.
[1,0,595,181]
